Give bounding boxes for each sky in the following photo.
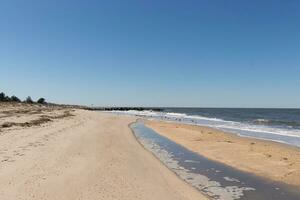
[0,0,300,108]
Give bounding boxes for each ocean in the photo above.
[108,108,300,147]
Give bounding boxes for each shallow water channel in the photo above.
[130,121,300,200]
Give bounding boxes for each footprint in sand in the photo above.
[1,158,9,162]
[1,156,12,162]
[14,152,25,156]
[265,154,272,158]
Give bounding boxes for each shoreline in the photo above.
[106,110,300,148]
[146,119,300,187]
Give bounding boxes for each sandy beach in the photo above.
[146,120,300,187]
[0,103,207,200]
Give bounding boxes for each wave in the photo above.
[253,118,300,128]
[107,110,300,139]
[254,119,270,123]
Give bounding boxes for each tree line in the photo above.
[0,92,46,104]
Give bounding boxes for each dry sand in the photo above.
[0,103,207,200]
[146,120,300,187]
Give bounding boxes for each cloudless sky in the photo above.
[0,0,300,107]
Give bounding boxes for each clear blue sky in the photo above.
[1,0,299,108]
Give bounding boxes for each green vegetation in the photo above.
[0,92,6,101]
[25,96,34,104]
[0,92,46,104]
[37,98,46,104]
[10,95,21,102]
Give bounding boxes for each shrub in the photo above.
[37,98,46,104]
[10,95,21,102]
[0,92,13,102]
[25,96,34,104]
[0,92,6,101]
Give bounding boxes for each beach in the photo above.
[146,120,300,187]
[2,102,300,200]
[0,103,206,200]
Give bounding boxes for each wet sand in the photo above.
[131,121,300,200]
[0,103,207,200]
[146,120,300,187]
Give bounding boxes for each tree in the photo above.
[0,92,6,101]
[0,92,11,101]
[5,96,11,101]
[25,96,34,104]
[37,98,46,104]
[10,95,21,102]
